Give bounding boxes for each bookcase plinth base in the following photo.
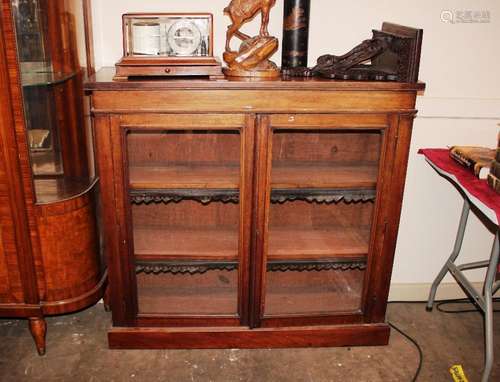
[108,323,390,349]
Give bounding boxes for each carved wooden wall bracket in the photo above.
[283,22,423,83]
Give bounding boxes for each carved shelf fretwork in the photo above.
[131,188,376,205]
[130,189,240,205]
[135,259,367,275]
[136,261,239,275]
[270,189,376,204]
[268,259,367,272]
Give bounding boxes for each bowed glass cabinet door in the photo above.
[0,0,106,356]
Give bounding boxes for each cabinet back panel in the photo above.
[127,131,240,166]
[272,131,382,164]
[137,270,238,315]
[132,201,239,229]
[269,200,374,229]
[265,269,364,316]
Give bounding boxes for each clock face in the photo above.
[167,20,202,56]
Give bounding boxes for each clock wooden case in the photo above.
[86,69,424,349]
[114,13,223,81]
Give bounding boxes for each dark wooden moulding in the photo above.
[86,67,424,349]
[0,0,106,355]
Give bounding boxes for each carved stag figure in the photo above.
[224,0,277,51]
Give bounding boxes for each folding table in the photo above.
[420,148,500,382]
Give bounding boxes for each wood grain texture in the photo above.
[108,324,390,349]
[134,227,238,261]
[272,163,378,189]
[0,0,40,308]
[364,114,417,323]
[268,227,369,260]
[92,89,417,114]
[36,194,100,302]
[0,146,24,303]
[129,165,240,190]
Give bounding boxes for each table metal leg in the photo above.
[427,200,471,310]
[481,231,499,382]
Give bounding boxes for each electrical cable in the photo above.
[386,298,500,381]
[436,298,500,313]
[388,321,423,382]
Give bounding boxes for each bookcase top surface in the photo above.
[85,68,425,92]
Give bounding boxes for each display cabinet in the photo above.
[86,70,424,348]
[0,0,106,355]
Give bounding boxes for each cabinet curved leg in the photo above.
[29,317,47,356]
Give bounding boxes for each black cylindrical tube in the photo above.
[282,0,310,68]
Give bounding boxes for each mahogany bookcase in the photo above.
[86,69,424,349]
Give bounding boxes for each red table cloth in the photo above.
[419,148,500,223]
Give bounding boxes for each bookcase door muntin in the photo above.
[257,113,390,325]
[119,114,253,326]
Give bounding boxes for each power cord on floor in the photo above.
[387,298,500,381]
[435,297,500,314]
[387,321,423,382]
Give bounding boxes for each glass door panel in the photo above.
[11,0,94,204]
[264,129,382,316]
[126,129,241,316]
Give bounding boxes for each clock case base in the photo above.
[114,57,224,81]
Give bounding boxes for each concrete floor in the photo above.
[0,302,498,382]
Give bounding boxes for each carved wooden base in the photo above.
[223,65,280,79]
[108,324,390,349]
[29,317,47,356]
[223,36,280,79]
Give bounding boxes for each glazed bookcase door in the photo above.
[253,114,391,327]
[112,114,254,326]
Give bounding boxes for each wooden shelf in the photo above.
[129,162,377,192]
[133,227,238,262]
[129,164,240,190]
[268,226,370,261]
[134,225,368,263]
[272,162,378,190]
[34,177,95,204]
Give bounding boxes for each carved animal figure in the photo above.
[224,0,276,51]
